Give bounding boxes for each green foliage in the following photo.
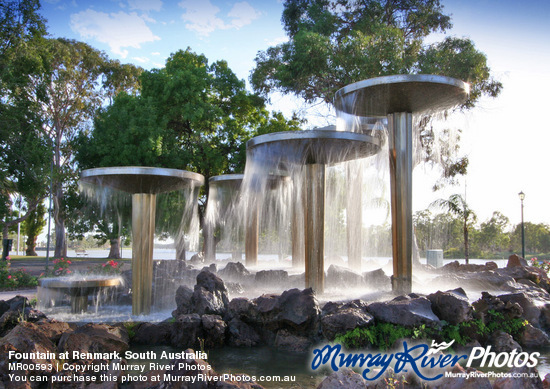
[123,321,138,340]
[0,257,38,288]
[334,312,527,351]
[252,0,501,108]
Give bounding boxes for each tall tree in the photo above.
[0,0,50,240]
[431,194,476,263]
[252,0,501,106]
[23,202,46,256]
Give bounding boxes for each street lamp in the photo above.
[518,191,525,259]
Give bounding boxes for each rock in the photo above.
[227,318,260,347]
[226,282,245,295]
[507,254,528,267]
[543,373,550,389]
[316,368,368,389]
[0,308,47,337]
[472,292,523,321]
[430,364,492,389]
[363,269,391,290]
[0,322,59,385]
[519,323,550,348]
[132,322,172,345]
[202,314,227,348]
[254,270,288,286]
[189,252,205,264]
[201,263,217,273]
[193,270,230,316]
[58,323,129,358]
[274,329,311,353]
[326,265,363,287]
[497,292,542,327]
[441,261,498,273]
[427,288,473,325]
[277,288,320,334]
[173,285,193,316]
[218,262,251,282]
[160,348,216,389]
[367,295,440,327]
[170,313,202,348]
[490,330,522,353]
[321,300,374,341]
[493,366,543,389]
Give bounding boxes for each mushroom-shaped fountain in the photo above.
[246,129,380,293]
[334,74,469,294]
[81,166,204,315]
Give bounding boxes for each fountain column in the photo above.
[132,193,156,315]
[388,113,413,294]
[304,164,325,293]
[334,75,469,295]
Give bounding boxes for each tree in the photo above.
[252,0,501,106]
[0,0,50,241]
[22,202,46,256]
[477,211,510,254]
[431,194,476,263]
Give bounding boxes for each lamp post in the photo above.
[518,191,525,259]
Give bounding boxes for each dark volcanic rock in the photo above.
[218,262,251,282]
[58,323,129,357]
[367,295,440,327]
[227,318,260,347]
[254,269,288,286]
[132,322,172,345]
[519,323,550,348]
[490,330,522,353]
[202,314,227,348]
[507,254,528,268]
[170,313,202,348]
[173,285,193,316]
[427,288,473,325]
[326,265,363,287]
[316,368,368,389]
[193,270,230,316]
[497,292,542,327]
[321,300,373,341]
[363,269,391,290]
[274,329,311,353]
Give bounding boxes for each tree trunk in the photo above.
[108,237,121,259]
[26,234,38,256]
[53,181,66,258]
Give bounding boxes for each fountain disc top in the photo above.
[210,173,290,190]
[334,74,469,117]
[81,166,205,194]
[247,130,380,166]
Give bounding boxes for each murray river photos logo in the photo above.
[311,340,540,381]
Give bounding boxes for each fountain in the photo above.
[80,166,204,315]
[334,74,469,294]
[245,129,380,293]
[206,173,290,266]
[38,276,122,313]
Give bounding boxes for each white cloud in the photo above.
[228,2,261,29]
[132,56,149,63]
[265,36,288,46]
[179,0,225,36]
[178,0,260,36]
[151,52,161,56]
[70,9,160,58]
[128,0,162,12]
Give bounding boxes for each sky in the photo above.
[39,0,550,228]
